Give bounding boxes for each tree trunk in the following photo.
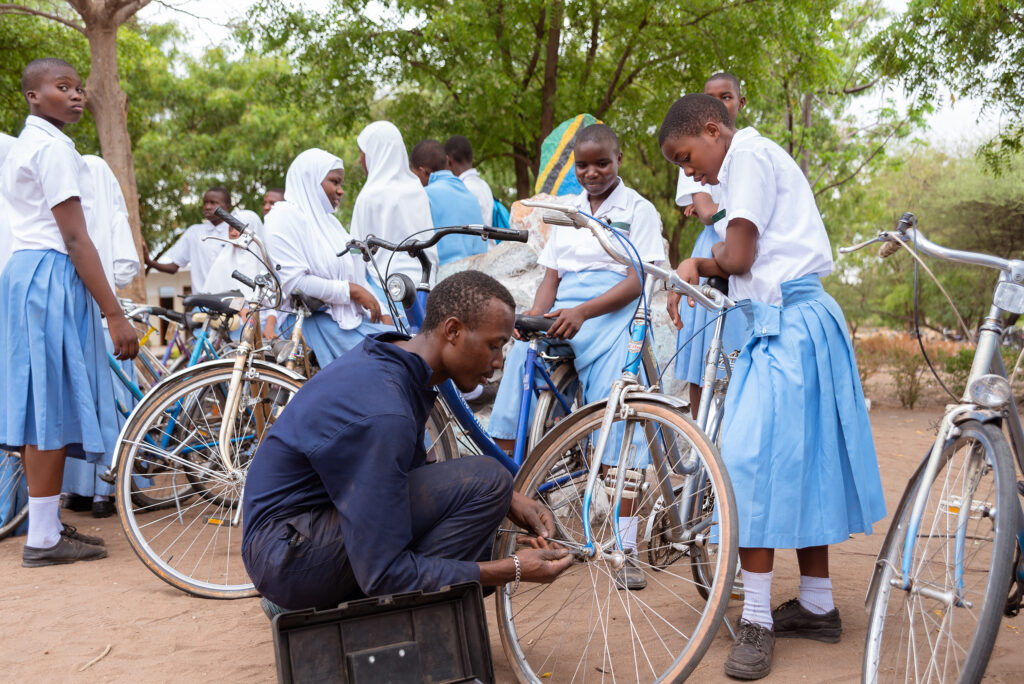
[514,149,532,199]
[83,21,146,302]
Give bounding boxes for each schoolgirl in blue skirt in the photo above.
[0,59,139,567]
[488,124,666,589]
[668,73,748,417]
[266,148,391,368]
[659,95,886,680]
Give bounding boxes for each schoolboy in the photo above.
[262,187,284,217]
[144,186,233,292]
[444,135,495,225]
[658,94,885,680]
[409,139,486,265]
[487,123,666,590]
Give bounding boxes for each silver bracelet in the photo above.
[509,553,521,595]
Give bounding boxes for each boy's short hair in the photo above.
[267,187,285,196]
[574,123,620,154]
[207,186,232,206]
[21,58,76,93]
[410,139,447,172]
[705,71,742,93]
[444,135,473,165]
[658,94,733,146]
[421,270,515,333]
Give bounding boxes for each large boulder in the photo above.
[438,196,690,403]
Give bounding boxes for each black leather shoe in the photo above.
[23,537,108,567]
[92,499,115,519]
[61,523,105,547]
[771,597,842,643]
[724,620,775,680]
[62,493,92,512]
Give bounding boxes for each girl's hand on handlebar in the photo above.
[675,258,700,308]
[108,314,140,360]
[512,307,542,340]
[544,306,586,339]
[667,290,685,329]
[350,284,382,323]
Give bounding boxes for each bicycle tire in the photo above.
[425,399,462,464]
[495,397,737,683]
[527,361,582,452]
[0,450,28,540]
[115,360,303,599]
[863,419,1017,684]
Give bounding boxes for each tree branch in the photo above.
[0,3,85,33]
[813,120,905,197]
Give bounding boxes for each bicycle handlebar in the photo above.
[341,225,529,258]
[840,212,1022,276]
[522,200,735,312]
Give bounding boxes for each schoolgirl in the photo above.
[266,148,388,367]
[0,59,139,566]
[659,94,886,679]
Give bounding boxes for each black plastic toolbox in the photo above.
[271,581,494,683]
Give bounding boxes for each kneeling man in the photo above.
[242,270,572,610]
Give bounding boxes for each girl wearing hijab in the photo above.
[350,121,437,309]
[267,148,388,367]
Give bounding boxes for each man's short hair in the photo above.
[409,139,447,172]
[658,94,733,146]
[444,135,473,165]
[267,187,285,196]
[705,71,742,93]
[207,186,232,206]
[21,58,76,93]
[574,123,619,154]
[422,270,515,332]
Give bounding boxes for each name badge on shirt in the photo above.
[607,221,631,233]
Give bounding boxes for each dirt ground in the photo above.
[3,406,1024,682]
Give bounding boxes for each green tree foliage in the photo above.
[871,0,1024,167]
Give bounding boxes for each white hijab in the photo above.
[350,121,437,287]
[267,148,369,330]
[82,155,140,291]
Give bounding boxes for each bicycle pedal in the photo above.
[204,516,238,527]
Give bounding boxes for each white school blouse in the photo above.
[82,155,139,291]
[0,132,16,272]
[161,220,230,292]
[716,127,833,306]
[675,169,722,208]
[538,179,666,277]
[459,168,494,226]
[0,115,91,256]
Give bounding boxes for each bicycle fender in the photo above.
[952,407,1004,427]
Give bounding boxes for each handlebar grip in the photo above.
[486,228,529,243]
[542,211,576,227]
[705,276,729,296]
[878,241,901,259]
[231,270,256,289]
[214,207,248,233]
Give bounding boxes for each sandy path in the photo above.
[2,407,1023,682]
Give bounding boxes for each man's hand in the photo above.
[543,305,587,340]
[516,547,574,583]
[507,491,556,541]
[667,290,683,330]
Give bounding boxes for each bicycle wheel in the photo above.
[495,398,737,682]
[0,450,28,540]
[864,420,1017,684]
[425,398,461,463]
[527,361,582,452]
[115,360,303,599]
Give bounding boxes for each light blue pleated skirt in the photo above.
[0,250,120,464]
[673,225,746,384]
[489,270,640,464]
[62,334,137,497]
[720,274,886,548]
[284,311,392,368]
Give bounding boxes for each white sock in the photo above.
[27,494,63,549]
[92,495,110,503]
[740,569,774,629]
[799,575,835,614]
[618,516,639,553]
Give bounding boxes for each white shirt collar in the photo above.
[572,177,628,216]
[24,114,74,147]
[718,127,760,186]
[458,168,480,180]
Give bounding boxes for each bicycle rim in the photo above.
[496,399,737,683]
[864,420,1016,684]
[116,362,303,598]
[0,450,28,540]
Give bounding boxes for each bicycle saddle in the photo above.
[290,290,326,314]
[182,290,244,316]
[515,314,553,340]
